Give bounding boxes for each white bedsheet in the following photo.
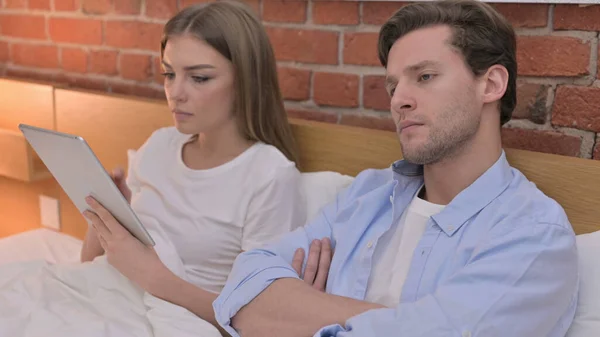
[0,228,222,337]
[0,229,82,265]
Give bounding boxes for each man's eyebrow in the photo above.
[404,60,442,73]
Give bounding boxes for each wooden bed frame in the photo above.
[1,79,600,240]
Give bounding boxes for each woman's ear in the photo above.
[482,64,509,105]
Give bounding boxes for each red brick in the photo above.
[62,48,88,73]
[263,0,307,23]
[517,36,590,77]
[4,0,27,8]
[513,83,548,124]
[0,15,46,40]
[105,21,164,51]
[146,0,178,19]
[0,42,8,62]
[82,0,112,14]
[90,50,118,75]
[120,53,152,81]
[278,67,310,101]
[49,18,102,45]
[362,1,408,25]
[492,4,548,28]
[287,109,337,124]
[54,0,79,11]
[11,44,59,69]
[363,75,390,112]
[501,128,581,157]
[29,0,51,10]
[344,32,379,66]
[6,68,56,83]
[153,56,165,84]
[109,81,166,100]
[340,114,395,132]
[115,0,141,14]
[552,86,600,133]
[180,0,260,16]
[313,72,359,108]
[554,4,600,31]
[267,27,338,65]
[55,73,107,92]
[313,1,359,25]
[180,0,212,8]
[593,141,599,160]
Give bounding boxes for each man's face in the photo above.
[385,25,484,165]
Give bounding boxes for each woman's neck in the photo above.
[183,121,255,170]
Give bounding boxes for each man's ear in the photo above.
[482,64,509,105]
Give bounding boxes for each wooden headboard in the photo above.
[291,118,600,235]
[1,83,599,240]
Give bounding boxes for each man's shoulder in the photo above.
[491,166,573,233]
[338,166,419,205]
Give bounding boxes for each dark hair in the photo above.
[160,0,299,164]
[378,0,517,126]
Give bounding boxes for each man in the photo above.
[212,1,579,336]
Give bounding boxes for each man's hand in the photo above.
[291,238,333,292]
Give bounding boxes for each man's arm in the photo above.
[220,222,578,337]
[232,278,383,337]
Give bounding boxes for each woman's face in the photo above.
[161,34,236,135]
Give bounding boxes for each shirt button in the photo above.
[389,195,393,203]
[448,225,454,231]
[367,241,373,249]
[462,331,471,337]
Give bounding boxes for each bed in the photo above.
[0,79,599,336]
[0,228,82,265]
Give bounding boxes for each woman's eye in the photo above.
[192,76,210,83]
[161,72,175,80]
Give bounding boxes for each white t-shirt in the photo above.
[365,188,446,307]
[126,127,306,294]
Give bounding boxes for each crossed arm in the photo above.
[213,211,579,337]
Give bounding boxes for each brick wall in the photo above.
[0,0,599,160]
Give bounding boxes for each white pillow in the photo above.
[300,171,354,222]
[566,230,600,337]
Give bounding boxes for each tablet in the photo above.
[19,124,155,246]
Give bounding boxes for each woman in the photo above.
[82,1,308,333]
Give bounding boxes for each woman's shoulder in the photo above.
[244,143,300,185]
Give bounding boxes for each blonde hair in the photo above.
[160,0,299,164]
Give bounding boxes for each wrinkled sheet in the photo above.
[0,228,222,337]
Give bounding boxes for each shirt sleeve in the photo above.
[241,164,307,251]
[213,176,346,337]
[315,222,579,337]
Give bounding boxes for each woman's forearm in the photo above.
[148,267,229,336]
[81,226,104,262]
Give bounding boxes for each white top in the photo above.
[365,187,446,307]
[126,127,306,294]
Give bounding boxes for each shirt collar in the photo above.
[392,150,513,236]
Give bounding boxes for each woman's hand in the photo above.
[111,168,132,203]
[83,196,166,293]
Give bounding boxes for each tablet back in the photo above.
[19,124,155,246]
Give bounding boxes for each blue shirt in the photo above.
[213,151,579,337]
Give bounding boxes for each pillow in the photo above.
[300,171,354,222]
[566,230,600,337]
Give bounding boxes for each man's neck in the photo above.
[421,128,503,205]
